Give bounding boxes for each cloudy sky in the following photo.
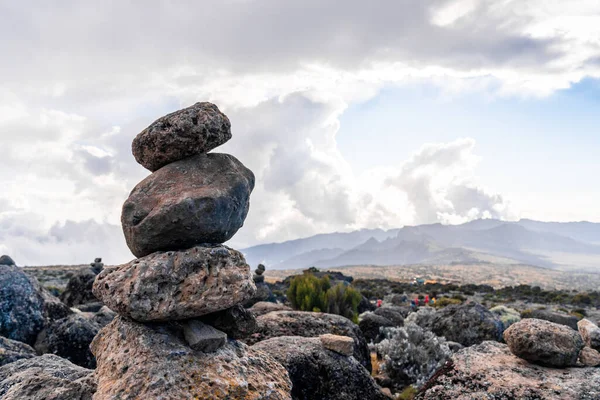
[1,0,600,265]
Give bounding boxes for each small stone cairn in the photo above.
[90,103,291,399]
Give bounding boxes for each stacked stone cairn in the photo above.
[90,103,291,399]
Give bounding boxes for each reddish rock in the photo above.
[578,319,600,351]
[93,245,256,321]
[132,102,231,171]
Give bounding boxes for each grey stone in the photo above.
[523,309,579,330]
[60,268,97,307]
[0,337,36,367]
[93,245,256,321]
[578,318,600,351]
[503,318,584,367]
[0,255,15,266]
[132,102,232,172]
[183,320,227,352]
[198,304,258,339]
[358,312,394,343]
[0,354,96,400]
[579,346,600,367]
[121,153,255,257]
[319,334,354,356]
[249,301,293,317]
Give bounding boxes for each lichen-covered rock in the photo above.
[121,153,255,257]
[414,303,503,347]
[132,102,232,171]
[91,316,291,400]
[244,310,371,372]
[94,245,256,321]
[579,346,600,367]
[522,309,579,330]
[0,354,96,400]
[60,268,97,307]
[198,304,258,339]
[416,341,600,400]
[34,314,100,369]
[0,337,36,367]
[503,318,584,367]
[578,319,600,351]
[0,264,72,345]
[249,301,293,317]
[358,312,394,343]
[253,336,388,400]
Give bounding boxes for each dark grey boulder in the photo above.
[426,303,503,347]
[34,314,101,369]
[0,255,15,266]
[522,309,579,330]
[373,306,405,327]
[60,268,97,307]
[0,264,72,345]
[74,302,104,313]
[253,336,388,400]
[0,354,96,400]
[244,281,275,307]
[357,296,376,314]
[243,310,371,372]
[198,304,258,339]
[0,337,36,367]
[359,312,394,344]
[132,102,232,172]
[121,153,255,257]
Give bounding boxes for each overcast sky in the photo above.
[1,0,600,265]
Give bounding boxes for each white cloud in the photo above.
[1,0,599,264]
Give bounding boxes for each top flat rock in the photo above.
[132,102,232,171]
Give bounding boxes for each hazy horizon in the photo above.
[2,1,600,265]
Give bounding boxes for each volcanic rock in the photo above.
[503,318,584,367]
[373,306,405,327]
[522,309,579,330]
[358,312,394,343]
[182,319,227,352]
[0,264,71,345]
[60,268,97,307]
[121,153,255,257]
[253,336,388,400]
[93,244,256,321]
[578,318,600,351]
[34,313,100,369]
[198,304,258,339]
[0,354,96,400]
[249,301,293,317]
[244,310,371,372]
[319,334,354,356]
[91,316,291,400]
[416,341,600,400]
[132,102,232,171]
[0,337,36,367]
[579,346,600,367]
[0,255,15,266]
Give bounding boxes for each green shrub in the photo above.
[287,273,362,321]
[433,297,462,308]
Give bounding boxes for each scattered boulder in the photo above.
[182,320,227,352]
[0,354,96,400]
[121,153,255,257]
[0,255,15,266]
[416,341,600,400]
[320,334,354,356]
[249,301,293,317]
[503,318,584,367]
[522,309,578,330]
[578,319,600,351]
[34,314,100,369]
[579,346,600,367]
[245,310,371,372]
[60,268,97,307]
[422,303,503,347]
[0,264,71,345]
[198,304,258,339]
[132,102,232,172]
[373,306,405,326]
[93,245,256,321]
[253,336,388,400]
[91,316,292,400]
[359,312,394,343]
[0,337,36,367]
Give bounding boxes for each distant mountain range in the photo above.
[241,219,600,272]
